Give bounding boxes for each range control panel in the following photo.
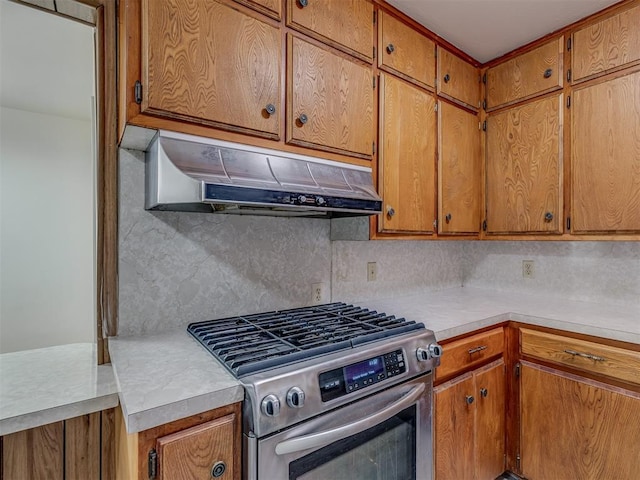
[318,349,406,402]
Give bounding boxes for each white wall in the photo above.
[0,107,95,352]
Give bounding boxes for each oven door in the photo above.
[248,373,432,480]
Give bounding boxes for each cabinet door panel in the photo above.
[288,35,373,158]
[378,11,435,89]
[157,414,236,480]
[520,362,640,480]
[486,94,563,234]
[434,374,475,480]
[572,4,640,81]
[287,0,373,61]
[571,70,640,233]
[486,38,563,109]
[234,0,281,20]
[379,74,436,233]
[438,101,481,234]
[437,48,480,110]
[475,361,506,480]
[143,0,280,138]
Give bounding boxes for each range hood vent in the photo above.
[145,131,382,218]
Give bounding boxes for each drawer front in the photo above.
[378,11,435,89]
[486,37,563,109]
[521,328,640,386]
[435,327,504,381]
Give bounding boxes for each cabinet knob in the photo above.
[298,0,308,7]
[465,395,475,405]
[387,206,395,217]
[211,461,226,477]
[443,73,451,83]
[544,211,554,222]
[265,103,276,116]
[445,213,452,223]
[480,388,488,398]
[298,113,308,125]
[543,68,553,79]
[386,43,395,54]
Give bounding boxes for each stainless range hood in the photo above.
[145,131,382,218]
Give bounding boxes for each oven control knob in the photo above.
[261,394,281,417]
[417,343,443,361]
[286,387,305,408]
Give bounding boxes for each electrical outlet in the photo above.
[367,262,377,281]
[311,283,324,305]
[522,260,535,279]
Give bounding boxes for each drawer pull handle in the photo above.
[564,349,606,362]
[468,345,487,355]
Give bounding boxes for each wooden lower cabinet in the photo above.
[520,361,640,479]
[434,359,506,480]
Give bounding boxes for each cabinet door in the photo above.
[486,94,563,234]
[234,0,281,20]
[379,74,436,233]
[378,11,435,89]
[438,101,481,234]
[520,362,640,479]
[143,0,280,139]
[571,70,640,233]
[434,374,475,480]
[437,48,480,110]
[486,38,563,109]
[572,4,640,82]
[475,361,506,480]
[157,414,236,480]
[287,0,373,61]
[288,35,374,159]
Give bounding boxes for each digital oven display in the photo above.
[344,357,384,386]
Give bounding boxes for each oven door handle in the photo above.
[274,382,425,456]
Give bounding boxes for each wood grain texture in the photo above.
[438,101,481,234]
[2,422,64,480]
[434,373,475,480]
[143,0,280,138]
[520,362,640,479]
[65,413,101,479]
[234,0,281,20]
[378,10,435,89]
[287,35,373,158]
[435,328,504,382]
[486,94,563,234]
[158,415,236,480]
[287,0,373,61]
[475,360,506,480]
[572,3,640,81]
[437,47,480,109]
[571,69,640,233]
[486,37,563,109]
[115,407,139,480]
[101,408,116,480]
[378,74,436,233]
[521,328,640,386]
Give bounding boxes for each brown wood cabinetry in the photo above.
[287,0,373,62]
[378,73,436,233]
[287,35,374,159]
[378,10,436,90]
[485,94,563,234]
[437,48,480,110]
[572,4,640,82]
[571,69,640,233]
[520,361,640,479]
[435,359,506,480]
[438,101,481,234]
[234,0,281,19]
[142,0,281,139]
[435,328,504,382]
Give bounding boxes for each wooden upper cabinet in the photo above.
[287,0,373,62]
[571,70,640,233]
[379,74,436,233]
[142,0,280,139]
[486,94,563,234]
[437,48,480,110]
[572,4,640,82]
[378,11,436,90]
[486,37,563,109]
[157,415,236,480]
[438,101,481,234]
[287,35,374,159]
[234,0,281,20]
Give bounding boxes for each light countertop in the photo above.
[0,343,119,436]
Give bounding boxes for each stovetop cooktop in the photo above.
[187,303,425,377]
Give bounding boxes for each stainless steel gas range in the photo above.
[188,303,442,480]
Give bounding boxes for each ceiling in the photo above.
[385,0,621,63]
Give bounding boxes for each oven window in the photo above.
[289,406,416,480]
